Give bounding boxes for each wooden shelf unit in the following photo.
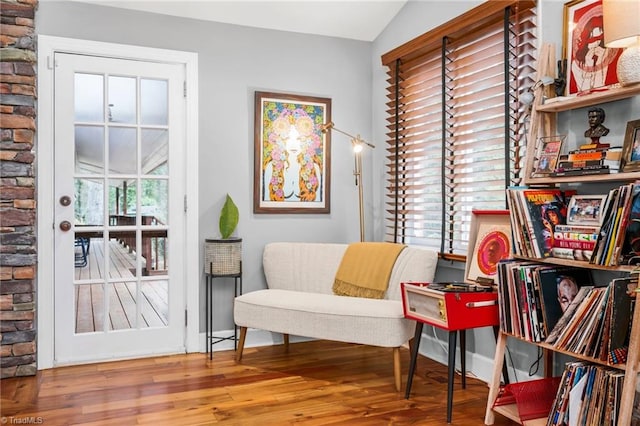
[523,83,640,186]
[536,84,640,113]
[485,277,640,425]
[485,49,640,425]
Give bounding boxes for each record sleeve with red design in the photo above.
[477,230,511,276]
[465,210,512,285]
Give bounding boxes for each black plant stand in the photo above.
[205,262,242,359]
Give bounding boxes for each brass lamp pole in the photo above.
[320,122,375,242]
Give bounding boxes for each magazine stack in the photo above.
[506,185,640,265]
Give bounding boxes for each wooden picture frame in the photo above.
[253,91,331,214]
[465,210,512,286]
[620,119,640,172]
[563,0,623,95]
[532,135,565,178]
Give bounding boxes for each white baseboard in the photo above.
[198,328,530,384]
[416,327,533,384]
[198,328,313,353]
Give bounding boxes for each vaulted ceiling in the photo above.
[66,0,408,41]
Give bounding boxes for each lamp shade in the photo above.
[603,0,640,48]
[603,0,640,85]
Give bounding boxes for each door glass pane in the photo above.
[75,126,104,174]
[141,78,167,125]
[75,73,103,122]
[141,279,168,327]
[76,283,104,334]
[109,127,137,175]
[109,231,138,278]
[73,235,91,269]
[108,282,137,330]
[75,178,104,226]
[74,236,103,280]
[108,76,136,124]
[142,230,168,275]
[141,128,168,175]
[141,178,168,224]
[108,179,137,220]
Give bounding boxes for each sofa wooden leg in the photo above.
[236,327,247,362]
[393,347,402,392]
[283,333,289,350]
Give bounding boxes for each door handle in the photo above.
[59,221,72,232]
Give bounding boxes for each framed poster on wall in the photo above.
[563,0,623,95]
[253,91,331,214]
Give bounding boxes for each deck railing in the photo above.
[108,215,168,275]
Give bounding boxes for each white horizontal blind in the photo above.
[383,2,537,257]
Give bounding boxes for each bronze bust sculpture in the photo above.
[584,107,609,143]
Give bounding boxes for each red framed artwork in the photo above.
[563,0,623,95]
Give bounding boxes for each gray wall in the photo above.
[36,1,374,334]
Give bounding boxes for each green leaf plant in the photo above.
[219,194,239,239]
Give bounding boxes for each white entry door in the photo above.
[53,52,187,364]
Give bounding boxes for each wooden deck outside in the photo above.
[74,238,168,333]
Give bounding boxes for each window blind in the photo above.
[382,1,537,259]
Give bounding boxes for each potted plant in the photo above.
[204,194,241,275]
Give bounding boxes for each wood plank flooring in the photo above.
[1,341,518,425]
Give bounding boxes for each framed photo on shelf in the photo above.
[566,194,608,227]
[253,91,331,214]
[532,135,566,178]
[620,119,640,172]
[465,210,512,286]
[563,0,623,95]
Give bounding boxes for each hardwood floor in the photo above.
[1,341,518,425]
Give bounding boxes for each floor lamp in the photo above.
[320,122,375,242]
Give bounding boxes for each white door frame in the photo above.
[37,35,199,369]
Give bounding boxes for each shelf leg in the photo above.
[484,331,508,425]
[493,326,510,384]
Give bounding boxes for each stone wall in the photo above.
[0,0,38,378]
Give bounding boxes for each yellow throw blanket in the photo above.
[333,242,406,299]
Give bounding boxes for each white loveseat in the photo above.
[233,242,438,391]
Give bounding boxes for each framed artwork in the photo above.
[253,91,331,214]
[563,0,623,95]
[566,194,608,226]
[465,210,512,286]
[620,119,640,172]
[532,135,565,178]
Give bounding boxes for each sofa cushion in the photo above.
[262,242,438,301]
[234,289,415,347]
[263,243,347,294]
